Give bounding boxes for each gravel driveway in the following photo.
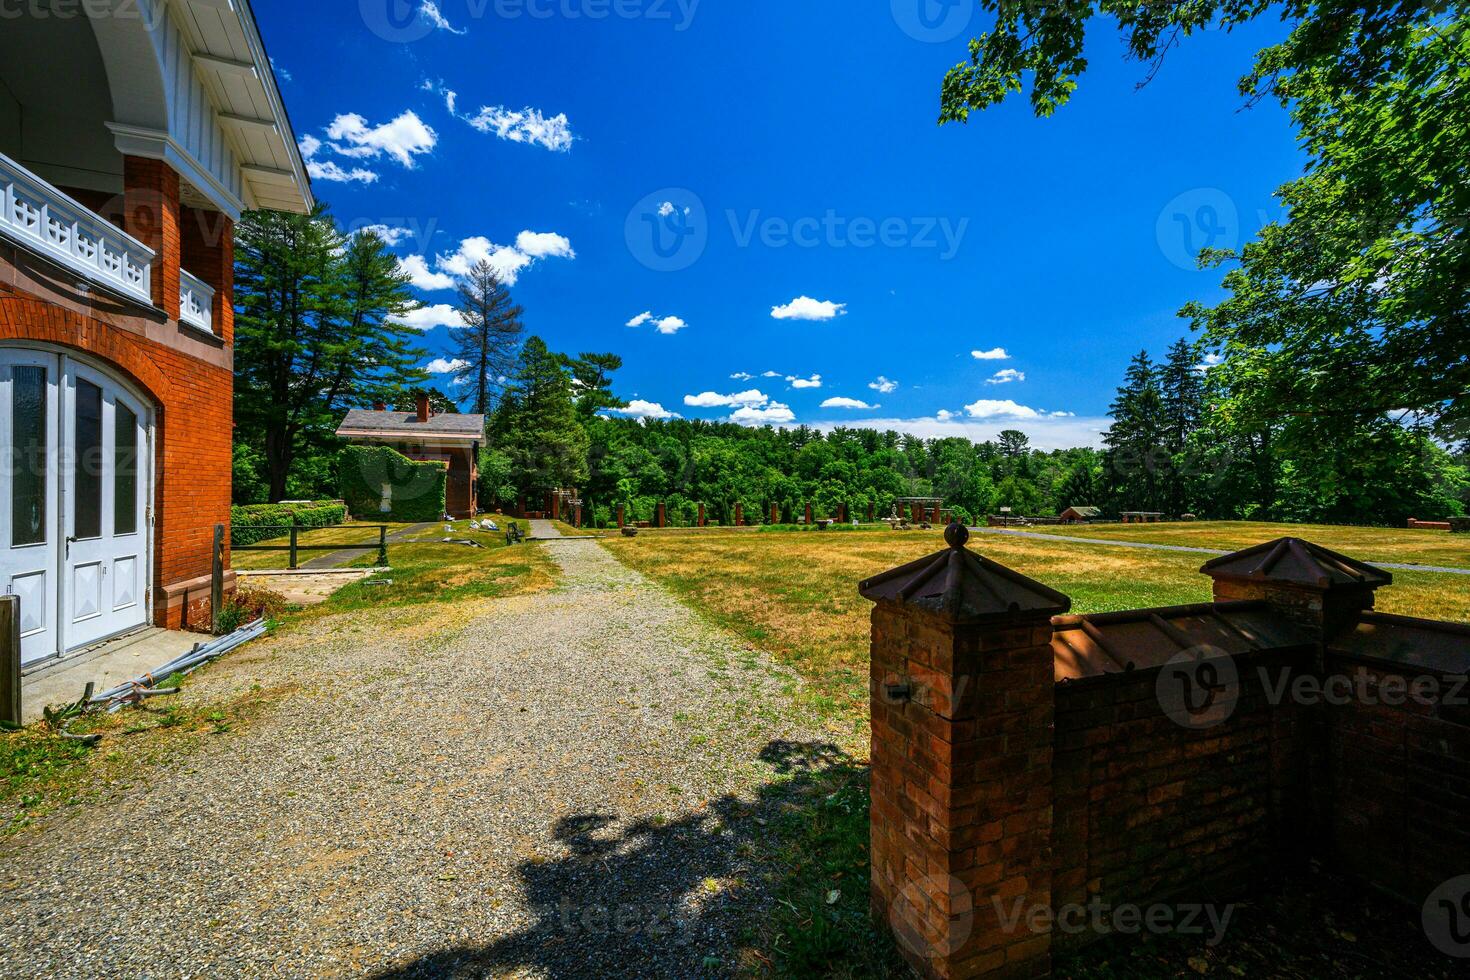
[0,540,835,978]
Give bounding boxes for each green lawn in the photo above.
[1033,519,1470,568]
[230,519,417,570]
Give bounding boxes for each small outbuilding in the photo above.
[337,394,484,518]
[1059,506,1103,524]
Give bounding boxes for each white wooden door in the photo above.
[0,349,61,664]
[62,360,150,651]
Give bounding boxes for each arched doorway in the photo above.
[1,345,153,665]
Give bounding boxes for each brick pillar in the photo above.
[805,503,814,526]
[912,503,924,526]
[932,505,943,525]
[698,503,706,527]
[122,156,180,318]
[617,504,625,528]
[771,503,780,526]
[861,525,1070,979]
[180,206,233,341]
[734,503,744,527]
[574,504,582,528]
[868,502,876,523]
[1201,537,1391,644]
[656,502,667,528]
[518,494,527,518]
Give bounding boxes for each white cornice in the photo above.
[106,123,247,221]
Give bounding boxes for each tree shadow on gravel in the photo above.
[371,739,904,979]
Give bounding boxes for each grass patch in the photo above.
[1036,520,1470,568]
[0,683,289,834]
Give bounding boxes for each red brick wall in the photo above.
[180,207,235,344]
[1051,652,1311,952]
[0,293,233,630]
[1325,655,1470,903]
[122,157,181,321]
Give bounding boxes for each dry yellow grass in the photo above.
[603,526,1470,733]
[1037,519,1470,567]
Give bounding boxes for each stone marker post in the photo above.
[656,502,667,528]
[805,503,814,526]
[734,502,744,527]
[771,502,780,526]
[698,503,706,527]
[617,504,625,528]
[861,524,1070,979]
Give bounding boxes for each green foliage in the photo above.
[216,584,288,635]
[234,210,427,501]
[491,336,591,495]
[230,500,346,547]
[338,445,447,522]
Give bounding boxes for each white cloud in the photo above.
[730,372,754,381]
[607,400,680,421]
[299,134,322,158]
[730,401,796,425]
[461,105,574,152]
[869,376,898,394]
[761,370,783,378]
[771,296,846,321]
[402,231,575,291]
[418,1,467,33]
[399,254,457,290]
[971,347,1010,360]
[821,397,875,410]
[325,111,437,168]
[684,389,770,408]
[964,398,1042,419]
[936,409,957,421]
[358,224,415,246]
[986,369,1026,385]
[787,374,822,389]
[305,159,380,184]
[626,311,687,335]
[397,304,461,330]
[425,357,469,374]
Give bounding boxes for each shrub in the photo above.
[338,445,447,523]
[230,500,347,547]
[216,583,288,634]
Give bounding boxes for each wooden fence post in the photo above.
[288,522,300,570]
[1,595,19,727]
[377,524,389,566]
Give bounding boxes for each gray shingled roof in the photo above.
[336,409,486,441]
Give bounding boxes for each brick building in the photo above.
[337,398,485,519]
[0,2,311,668]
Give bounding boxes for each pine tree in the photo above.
[493,337,590,495]
[1103,351,1166,512]
[450,260,525,415]
[235,213,425,501]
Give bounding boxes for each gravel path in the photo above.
[972,525,1470,575]
[1,541,833,978]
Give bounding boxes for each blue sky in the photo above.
[256,0,1302,449]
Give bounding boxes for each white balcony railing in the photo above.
[179,268,215,335]
[0,150,154,306]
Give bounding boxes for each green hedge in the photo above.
[339,445,447,523]
[231,500,347,547]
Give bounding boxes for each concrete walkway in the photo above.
[20,628,200,724]
[971,526,1470,576]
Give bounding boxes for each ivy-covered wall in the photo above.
[339,445,447,523]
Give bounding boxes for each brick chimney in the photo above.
[373,402,386,411]
[861,523,1070,978]
[416,392,431,423]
